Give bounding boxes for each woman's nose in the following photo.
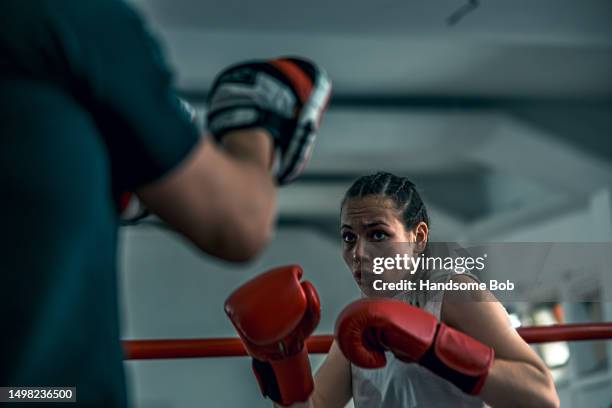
[352,238,367,262]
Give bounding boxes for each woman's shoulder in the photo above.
[441,273,507,327]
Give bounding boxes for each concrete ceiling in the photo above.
[130,0,612,97]
[127,0,612,241]
[132,0,612,39]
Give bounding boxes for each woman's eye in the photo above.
[371,231,388,241]
[342,232,356,243]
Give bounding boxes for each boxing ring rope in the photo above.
[123,322,612,360]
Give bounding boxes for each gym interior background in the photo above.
[121,0,612,406]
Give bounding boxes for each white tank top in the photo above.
[351,269,491,408]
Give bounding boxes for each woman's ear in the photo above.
[414,222,429,254]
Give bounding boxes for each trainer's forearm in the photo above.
[479,359,559,408]
[216,129,277,258]
[204,154,275,260]
[137,135,277,262]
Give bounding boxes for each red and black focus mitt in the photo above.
[207,57,331,185]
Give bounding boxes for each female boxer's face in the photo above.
[340,195,427,297]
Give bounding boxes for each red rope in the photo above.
[123,322,612,360]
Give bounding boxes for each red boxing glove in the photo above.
[225,265,320,406]
[335,299,494,395]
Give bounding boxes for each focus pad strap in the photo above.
[420,324,494,395]
[251,348,314,406]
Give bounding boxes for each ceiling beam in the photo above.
[180,91,612,110]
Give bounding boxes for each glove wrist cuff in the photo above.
[252,347,314,406]
[420,324,494,395]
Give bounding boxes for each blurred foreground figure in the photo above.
[0,0,330,405]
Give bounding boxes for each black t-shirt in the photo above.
[0,0,199,405]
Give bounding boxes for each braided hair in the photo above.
[341,171,430,232]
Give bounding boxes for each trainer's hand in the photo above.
[335,299,494,395]
[207,57,331,185]
[225,265,320,406]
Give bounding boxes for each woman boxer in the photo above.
[289,172,559,407]
[226,172,559,407]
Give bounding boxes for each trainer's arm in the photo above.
[442,275,559,408]
[279,341,352,408]
[59,1,276,262]
[137,129,277,262]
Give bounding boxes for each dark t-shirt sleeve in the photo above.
[52,0,200,190]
